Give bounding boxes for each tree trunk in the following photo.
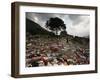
[55,28,58,35]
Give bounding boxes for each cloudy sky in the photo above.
[26,12,90,37]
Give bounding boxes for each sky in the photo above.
[26,12,90,37]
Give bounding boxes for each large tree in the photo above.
[46,17,66,35]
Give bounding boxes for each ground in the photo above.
[26,33,89,67]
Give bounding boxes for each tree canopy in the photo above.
[46,17,66,35]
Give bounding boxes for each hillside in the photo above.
[26,18,89,44]
[26,18,55,35]
[26,19,89,67]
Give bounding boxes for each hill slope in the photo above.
[26,18,55,35]
[26,18,89,47]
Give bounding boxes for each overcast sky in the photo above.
[26,12,90,37]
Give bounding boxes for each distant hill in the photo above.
[26,18,55,35]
